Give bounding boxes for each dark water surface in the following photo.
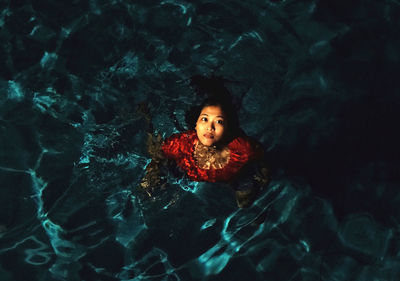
[1,0,400,280]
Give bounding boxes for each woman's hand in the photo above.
[235,189,259,208]
[254,160,269,186]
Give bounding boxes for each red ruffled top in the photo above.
[161,130,262,182]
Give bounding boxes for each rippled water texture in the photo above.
[1,0,400,280]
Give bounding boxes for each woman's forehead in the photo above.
[200,105,225,117]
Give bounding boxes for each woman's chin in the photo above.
[199,138,215,146]
[203,142,214,146]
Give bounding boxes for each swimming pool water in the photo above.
[1,0,400,280]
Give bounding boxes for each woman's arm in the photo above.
[139,133,166,197]
[253,159,270,187]
[234,156,270,208]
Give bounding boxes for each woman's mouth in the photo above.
[203,133,214,139]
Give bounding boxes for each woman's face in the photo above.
[195,105,226,146]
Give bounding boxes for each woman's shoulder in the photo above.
[228,134,263,160]
[229,134,254,148]
[162,130,196,158]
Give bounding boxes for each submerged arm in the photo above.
[234,143,270,208]
[253,159,270,187]
[140,133,166,196]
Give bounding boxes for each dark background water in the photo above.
[1,0,400,280]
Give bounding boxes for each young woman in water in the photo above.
[139,76,269,208]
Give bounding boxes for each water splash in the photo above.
[119,248,181,281]
[7,81,24,101]
[106,191,147,247]
[192,183,293,276]
[201,218,216,230]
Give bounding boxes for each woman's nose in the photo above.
[207,124,214,131]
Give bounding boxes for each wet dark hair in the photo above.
[185,75,243,143]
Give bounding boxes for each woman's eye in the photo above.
[216,120,224,124]
[201,117,207,121]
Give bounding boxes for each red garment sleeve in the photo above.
[161,133,182,160]
[230,136,264,162]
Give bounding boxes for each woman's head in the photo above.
[195,103,226,146]
[185,75,242,145]
[189,96,241,146]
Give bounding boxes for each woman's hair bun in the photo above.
[189,75,232,101]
